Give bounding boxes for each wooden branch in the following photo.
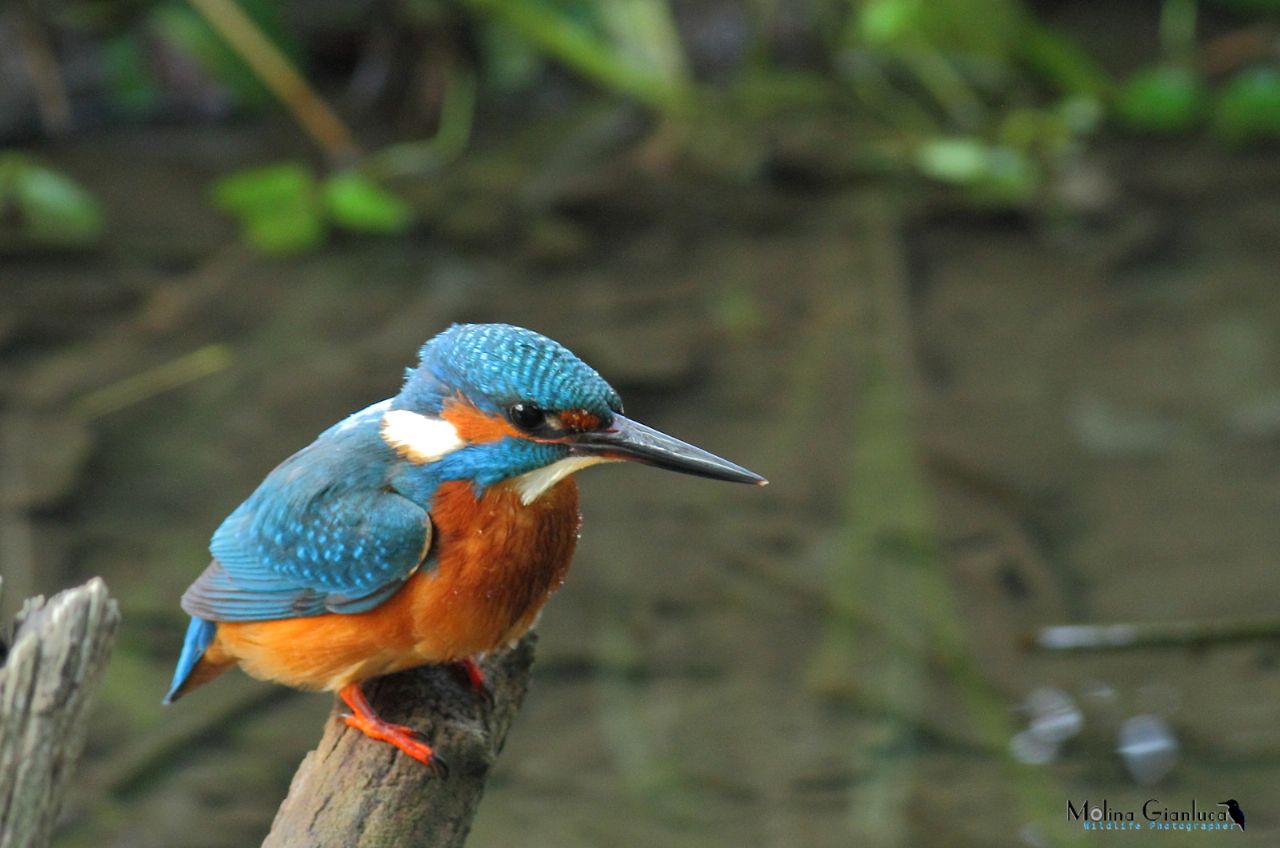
[0,577,121,848]
[263,634,537,848]
[1030,617,1280,654]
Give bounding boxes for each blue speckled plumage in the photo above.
[174,325,620,647]
[181,404,430,623]
[397,324,622,418]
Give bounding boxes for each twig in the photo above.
[1031,618,1280,654]
[185,0,360,162]
[362,69,477,180]
[13,6,72,135]
[262,635,536,848]
[70,344,232,420]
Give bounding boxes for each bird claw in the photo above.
[340,708,446,775]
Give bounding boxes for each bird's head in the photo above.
[388,324,765,501]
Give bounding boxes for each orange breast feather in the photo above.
[209,477,581,691]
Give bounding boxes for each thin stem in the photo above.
[185,0,360,162]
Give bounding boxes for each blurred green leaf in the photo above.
[596,0,688,86]
[915,137,1038,204]
[212,162,314,212]
[1115,65,1207,133]
[1212,67,1280,145]
[0,155,104,246]
[856,0,1024,58]
[241,202,325,254]
[213,163,417,252]
[859,0,920,46]
[322,172,413,234]
[916,137,988,183]
[1021,21,1111,98]
[212,163,324,255]
[464,0,691,111]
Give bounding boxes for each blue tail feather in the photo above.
[164,616,216,704]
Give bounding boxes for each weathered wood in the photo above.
[0,577,120,848]
[262,634,536,848]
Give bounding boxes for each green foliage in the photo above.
[0,155,104,247]
[855,0,1025,58]
[213,163,323,254]
[478,20,547,94]
[911,97,1100,206]
[148,0,300,108]
[915,137,1037,204]
[1019,21,1111,98]
[44,0,1280,233]
[463,0,691,111]
[102,34,161,117]
[322,173,414,234]
[1115,65,1207,133]
[1212,68,1280,145]
[212,163,414,255]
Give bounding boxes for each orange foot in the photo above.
[338,682,448,777]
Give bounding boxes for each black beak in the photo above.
[570,413,767,486]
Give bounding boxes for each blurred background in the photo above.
[3,0,1280,845]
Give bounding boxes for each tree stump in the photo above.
[262,634,537,848]
[0,577,120,848]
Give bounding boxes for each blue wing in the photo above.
[180,401,434,622]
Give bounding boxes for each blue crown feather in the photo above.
[396,324,622,417]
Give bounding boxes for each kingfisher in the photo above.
[1217,800,1245,831]
[165,323,764,772]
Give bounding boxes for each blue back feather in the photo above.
[181,402,432,621]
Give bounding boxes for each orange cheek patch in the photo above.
[441,396,522,444]
[559,409,601,433]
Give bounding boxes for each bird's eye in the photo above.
[508,402,548,432]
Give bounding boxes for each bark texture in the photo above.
[0,577,121,848]
[262,634,536,848]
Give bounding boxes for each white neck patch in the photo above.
[511,455,616,504]
[380,409,465,464]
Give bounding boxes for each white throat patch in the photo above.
[380,409,465,464]
[512,455,615,504]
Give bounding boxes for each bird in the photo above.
[1218,800,1245,831]
[165,323,765,772]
